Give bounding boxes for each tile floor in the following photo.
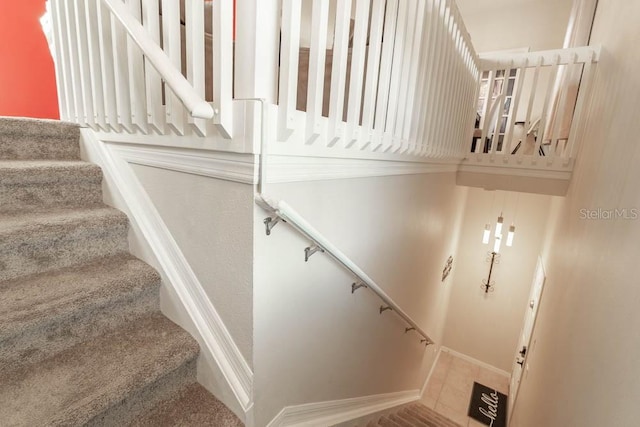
[420,351,510,427]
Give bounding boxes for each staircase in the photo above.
[357,403,463,427]
[0,117,242,426]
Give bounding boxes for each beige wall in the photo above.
[457,0,573,53]
[510,1,640,425]
[443,188,552,372]
[130,165,255,366]
[252,173,467,426]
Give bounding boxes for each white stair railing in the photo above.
[49,0,234,138]
[273,0,481,160]
[471,46,600,164]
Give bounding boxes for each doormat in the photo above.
[467,381,507,427]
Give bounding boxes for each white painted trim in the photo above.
[80,129,254,411]
[420,346,444,398]
[267,389,421,427]
[440,346,510,378]
[87,139,461,184]
[266,155,459,183]
[111,144,257,184]
[459,161,573,180]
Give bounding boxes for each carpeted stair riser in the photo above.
[0,208,129,282]
[397,410,426,426]
[0,117,80,160]
[379,417,402,427]
[130,383,245,427]
[1,314,200,427]
[86,359,198,427]
[0,161,103,213]
[411,405,461,427]
[0,255,161,367]
[403,408,435,426]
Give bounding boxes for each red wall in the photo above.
[0,0,60,119]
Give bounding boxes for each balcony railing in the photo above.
[469,46,601,168]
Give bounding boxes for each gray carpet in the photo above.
[0,116,243,426]
[359,404,463,427]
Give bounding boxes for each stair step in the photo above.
[0,160,103,213]
[410,404,463,427]
[390,413,416,426]
[0,313,200,427]
[0,207,129,282]
[0,117,80,160]
[130,383,244,427]
[397,409,430,427]
[400,408,436,427]
[0,254,160,366]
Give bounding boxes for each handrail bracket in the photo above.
[304,244,325,262]
[351,282,367,293]
[379,305,392,314]
[264,216,283,236]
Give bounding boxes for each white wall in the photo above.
[442,188,552,372]
[456,0,574,53]
[510,1,640,425]
[252,172,467,426]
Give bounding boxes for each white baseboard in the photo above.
[420,346,444,397]
[267,390,421,427]
[440,346,510,378]
[80,129,254,412]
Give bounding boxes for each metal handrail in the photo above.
[263,198,434,345]
[245,98,433,346]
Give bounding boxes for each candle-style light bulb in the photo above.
[482,224,491,244]
[494,234,502,253]
[506,224,516,247]
[495,215,504,237]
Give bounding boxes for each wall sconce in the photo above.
[442,256,453,281]
[481,214,515,293]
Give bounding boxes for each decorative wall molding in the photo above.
[90,140,461,184]
[460,157,573,180]
[80,130,254,412]
[265,155,460,183]
[111,143,257,184]
[267,389,421,427]
[441,347,511,378]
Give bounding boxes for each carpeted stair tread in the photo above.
[0,312,200,427]
[0,254,160,364]
[397,409,429,426]
[130,383,244,427]
[390,414,416,426]
[359,403,462,427]
[0,206,126,233]
[409,404,462,427]
[399,408,435,427]
[378,416,404,427]
[0,160,101,181]
[0,207,129,282]
[0,160,103,212]
[0,117,80,160]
